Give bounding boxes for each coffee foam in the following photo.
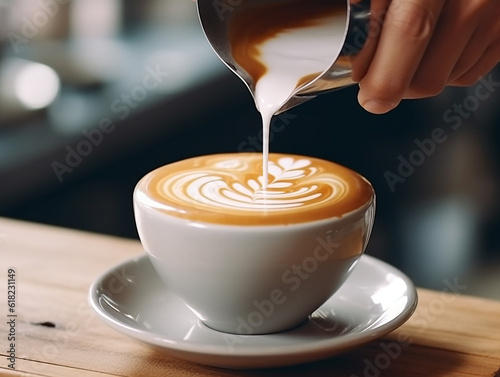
[137,153,373,226]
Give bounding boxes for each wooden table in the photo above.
[0,217,499,376]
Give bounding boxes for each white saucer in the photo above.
[89,254,417,369]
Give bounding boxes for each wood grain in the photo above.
[0,217,499,376]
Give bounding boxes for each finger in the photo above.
[449,1,500,84]
[448,34,490,85]
[351,0,391,82]
[358,0,446,114]
[403,0,478,99]
[451,41,500,87]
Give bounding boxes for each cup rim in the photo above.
[134,190,375,232]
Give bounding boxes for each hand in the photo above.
[353,0,500,114]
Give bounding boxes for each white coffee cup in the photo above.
[133,153,375,334]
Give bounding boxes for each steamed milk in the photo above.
[228,0,347,186]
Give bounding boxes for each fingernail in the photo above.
[358,88,399,114]
[362,99,396,114]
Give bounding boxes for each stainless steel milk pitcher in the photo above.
[197,0,371,113]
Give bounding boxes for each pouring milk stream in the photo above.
[227,0,347,189]
[193,0,350,191]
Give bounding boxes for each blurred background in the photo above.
[1,0,499,299]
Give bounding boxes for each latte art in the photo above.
[163,157,346,211]
[137,153,373,225]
